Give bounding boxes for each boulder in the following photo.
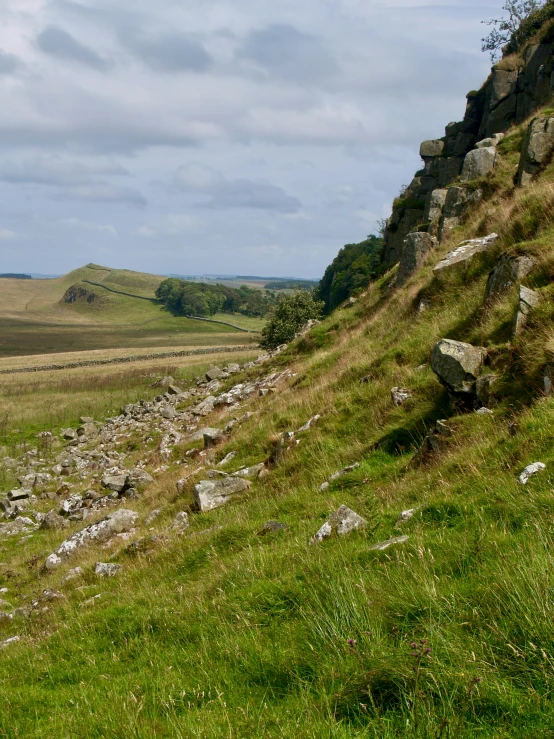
[420,139,445,158]
[41,510,69,530]
[259,521,287,535]
[166,384,183,395]
[517,116,554,185]
[101,471,128,493]
[77,423,97,438]
[424,189,448,236]
[461,147,496,181]
[160,404,177,420]
[485,254,536,301]
[396,232,438,286]
[169,511,189,533]
[232,463,266,480]
[127,468,154,493]
[519,462,546,485]
[391,387,412,406]
[47,509,138,563]
[95,562,121,577]
[193,396,216,416]
[431,339,487,394]
[203,429,223,449]
[190,427,222,443]
[513,285,540,336]
[433,234,498,274]
[7,489,30,502]
[206,367,225,381]
[62,428,77,441]
[296,415,321,433]
[60,494,83,516]
[311,505,367,543]
[193,477,251,512]
[475,374,498,407]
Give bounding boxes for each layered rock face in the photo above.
[382,42,554,268]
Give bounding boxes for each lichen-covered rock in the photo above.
[193,477,251,512]
[232,463,266,479]
[311,505,367,543]
[369,535,409,551]
[41,510,70,530]
[433,234,498,274]
[391,387,412,406]
[431,339,486,394]
[101,471,128,493]
[170,511,190,533]
[519,462,546,484]
[420,139,445,158]
[513,285,540,336]
[438,187,483,241]
[396,232,438,287]
[461,147,496,181]
[46,509,138,566]
[424,189,448,236]
[485,254,536,302]
[206,367,226,381]
[95,562,121,577]
[127,468,154,492]
[517,116,554,185]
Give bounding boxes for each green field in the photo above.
[0,264,263,357]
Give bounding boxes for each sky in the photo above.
[0,0,505,278]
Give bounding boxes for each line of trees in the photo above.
[155,278,276,318]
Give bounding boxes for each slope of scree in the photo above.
[4,32,554,739]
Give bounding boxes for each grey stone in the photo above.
[127,467,154,492]
[397,509,416,522]
[95,562,121,577]
[438,188,483,241]
[434,234,499,274]
[476,407,493,415]
[519,462,546,485]
[369,535,409,551]
[190,427,222,443]
[206,367,225,381]
[396,232,437,286]
[391,387,412,406]
[513,285,540,336]
[518,116,554,185]
[193,396,216,416]
[232,463,266,479]
[41,510,69,530]
[311,505,367,543]
[169,511,189,533]
[77,423,97,438]
[101,471,128,493]
[62,428,77,440]
[475,134,504,148]
[259,521,287,535]
[60,494,83,515]
[431,339,487,394]
[0,517,35,537]
[7,488,30,501]
[217,451,236,467]
[485,254,536,301]
[476,374,498,407]
[0,635,20,649]
[160,404,177,420]
[167,384,183,395]
[203,429,223,449]
[296,415,321,433]
[461,147,496,181]
[48,509,138,563]
[424,189,448,235]
[193,477,251,512]
[420,139,445,158]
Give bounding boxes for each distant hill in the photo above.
[0,273,32,279]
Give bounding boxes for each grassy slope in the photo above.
[3,114,554,737]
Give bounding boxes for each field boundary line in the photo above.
[0,345,256,375]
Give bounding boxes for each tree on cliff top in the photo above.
[482,1,547,61]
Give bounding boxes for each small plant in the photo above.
[482,1,547,62]
[408,639,433,732]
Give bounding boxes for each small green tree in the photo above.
[260,291,324,350]
[482,0,546,61]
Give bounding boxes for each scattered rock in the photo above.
[62,428,77,441]
[232,463,266,480]
[320,463,360,491]
[193,477,251,512]
[431,339,487,395]
[461,147,497,181]
[95,562,121,577]
[475,407,493,415]
[63,567,83,582]
[311,505,367,543]
[485,254,536,302]
[217,452,236,467]
[519,462,546,485]
[101,471,128,493]
[206,367,226,381]
[259,521,287,535]
[296,415,321,433]
[0,635,20,649]
[513,285,540,336]
[397,509,416,522]
[161,405,177,420]
[433,234,498,274]
[203,429,223,449]
[127,468,154,493]
[475,374,498,407]
[145,509,161,525]
[169,511,189,533]
[395,232,438,287]
[369,535,409,551]
[391,387,412,406]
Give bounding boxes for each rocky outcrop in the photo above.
[310,505,367,543]
[433,234,498,275]
[437,188,484,242]
[431,339,487,395]
[517,116,554,185]
[193,477,251,512]
[382,42,554,267]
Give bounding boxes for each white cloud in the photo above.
[0,228,20,240]
[61,218,117,234]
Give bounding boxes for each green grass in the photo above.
[4,80,554,739]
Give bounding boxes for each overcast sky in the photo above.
[0,0,504,278]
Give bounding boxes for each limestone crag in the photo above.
[382,41,554,268]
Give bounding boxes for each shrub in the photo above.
[260,292,324,350]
